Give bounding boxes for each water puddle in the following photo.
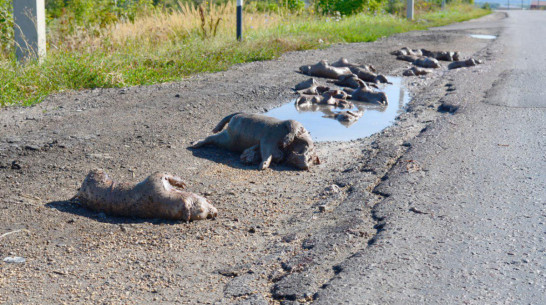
[266,77,410,142]
[470,34,497,40]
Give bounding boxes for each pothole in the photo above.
[266,77,410,142]
[469,34,497,40]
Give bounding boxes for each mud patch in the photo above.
[266,77,410,142]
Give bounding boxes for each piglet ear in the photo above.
[281,128,296,148]
[167,175,187,189]
[281,135,293,148]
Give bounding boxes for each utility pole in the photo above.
[14,0,46,62]
[407,0,414,20]
[237,0,243,41]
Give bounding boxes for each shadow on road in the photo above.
[187,146,300,172]
[45,200,189,225]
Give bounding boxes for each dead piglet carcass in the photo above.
[333,74,366,89]
[323,89,349,100]
[396,54,421,62]
[299,60,352,79]
[331,57,377,73]
[332,74,380,89]
[296,86,353,109]
[393,47,461,62]
[328,58,389,84]
[300,85,330,95]
[448,58,482,70]
[331,57,358,68]
[345,87,388,105]
[295,102,328,113]
[294,78,330,96]
[295,95,330,108]
[349,66,390,84]
[77,169,217,221]
[318,89,353,108]
[295,97,353,113]
[391,47,423,57]
[413,57,441,69]
[192,113,320,170]
[295,95,314,106]
[323,110,364,127]
[294,78,318,91]
[310,95,354,109]
[403,66,433,76]
[396,55,441,69]
[421,49,461,61]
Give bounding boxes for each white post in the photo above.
[407,0,414,20]
[13,0,46,62]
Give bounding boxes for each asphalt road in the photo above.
[314,10,545,304]
[1,10,544,305]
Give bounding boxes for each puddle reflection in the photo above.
[266,77,410,142]
[470,34,497,40]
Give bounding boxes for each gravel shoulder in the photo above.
[1,13,505,304]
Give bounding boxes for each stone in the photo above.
[224,274,256,297]
[3,256,26,264]
[272,273,317,301]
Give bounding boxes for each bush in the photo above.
[0,0,13,57]
[315,0,383,16]
[46,0,155,31]
[246,1,280,13]
[280,0,305,12]
[45,0,156,47]
[245,0,304,13]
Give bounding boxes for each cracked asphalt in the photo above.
[315,10,545,305]
[1,10,543,305]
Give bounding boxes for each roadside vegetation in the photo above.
[0,0,489,106]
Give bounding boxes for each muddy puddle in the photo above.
[470,34,497,40]
[266,77,410,142]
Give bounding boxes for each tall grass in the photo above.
[0,2,489,106]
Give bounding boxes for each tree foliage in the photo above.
[314,0,383,16]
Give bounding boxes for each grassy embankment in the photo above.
[0,2,489,106]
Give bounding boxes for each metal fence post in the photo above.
[407,0,414,20]
[14,0,46,62]
[237,0,243,41]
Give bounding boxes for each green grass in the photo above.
[0,5,490,107]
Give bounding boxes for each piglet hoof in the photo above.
[241,145,261,164]
[190,140,206,148]
[259,156,272,170]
